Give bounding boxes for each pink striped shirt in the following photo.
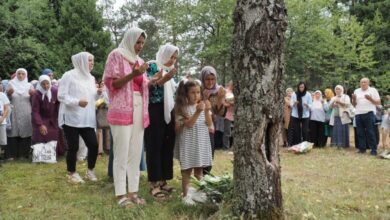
[103,50,150,128]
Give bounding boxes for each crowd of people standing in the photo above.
[0,27,236,206]
[1,26,388,207]
[283,79,390,156]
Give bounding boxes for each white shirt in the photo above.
[309,100,328,122]
[354,87,380,115]
[58,71,98,128]
[0,92,10,125]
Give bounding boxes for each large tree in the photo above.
[231,0,286,219]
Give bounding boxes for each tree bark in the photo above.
[231,0,287,219]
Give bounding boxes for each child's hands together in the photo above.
[205,100,211,111]
[196,101,205,112]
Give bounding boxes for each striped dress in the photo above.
[176,105,212,170]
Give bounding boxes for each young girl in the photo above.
[175,79,213,205]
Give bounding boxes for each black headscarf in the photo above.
[296,82,307,119]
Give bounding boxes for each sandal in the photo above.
[128,195,146,205]
[160,183,176,193]
[118,197,133,208]
[150,186,168,200]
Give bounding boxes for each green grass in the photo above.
[0,148,389,220]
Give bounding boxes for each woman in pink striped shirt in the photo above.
[103,27,160,207]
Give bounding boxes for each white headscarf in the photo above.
[313,90,323,100]
[155,44,179,70]
[71,52,94,80]
[335,85,344,97]
[149,44,180,124]
[36,75,52,102]
[9,68,31,95]
[312,90,323,109]
[68,52,96,95]
[115,27,147,63]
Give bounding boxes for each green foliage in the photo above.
[189,0,235,84]
[348,0,390,95]
[0,0,113,80]
[285,0,377,92]
[0,0,386,92]
[113,0,170,62]
[112,0,235,85]
[56,0,113,79]
[285,0,335,87]
[0,0,59,79]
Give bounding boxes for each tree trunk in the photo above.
[231,0,287,219]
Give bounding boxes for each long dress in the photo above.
[331,106,350,148]
[176,105,212,170]
[31,88,60,144]
[7,90,33,158]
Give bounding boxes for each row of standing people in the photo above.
[283,79,389,156]
[0,69,112,162]
[0,27,233,206]
[102,27,234,206]
[0,69,63,161]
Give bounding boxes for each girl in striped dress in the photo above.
[175,79,213,204]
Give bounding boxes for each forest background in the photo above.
[0,0,388,95]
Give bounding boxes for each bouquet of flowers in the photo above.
[191,174,233,204]
[288,141,314,154]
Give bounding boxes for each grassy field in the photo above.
[0,147,389,220]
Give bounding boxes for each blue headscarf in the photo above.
[41,68,53,76]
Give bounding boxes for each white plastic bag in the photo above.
[31,141,57,163]
[288,141,314,154]
[77,137,88,161]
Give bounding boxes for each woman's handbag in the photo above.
[96,103,109,129]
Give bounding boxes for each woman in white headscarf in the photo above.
[329,85,351,148]
[58,52,102,184]
[308,90,328,147]
[103,27,160,207]
[6,68,34,160]
[32,75,60,146]
[144,43,179,199]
